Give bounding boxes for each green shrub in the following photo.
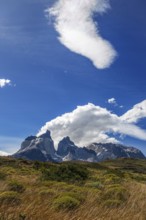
[41,163,89,183]
[8,180,25,193]
[0,191,20,205]
[33,161,43,170]
[131,174,146,182]
[85,181,104,189]
[104,174,121,184]
[104,169,124,178]
[101,186,129,202]
[102,199,122,208]
[39,188,56,198]
[59,191,85,203]
[0,172,7,180]
[53,196,80,211]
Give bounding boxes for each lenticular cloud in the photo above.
[47,0,117,69]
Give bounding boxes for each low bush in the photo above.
[85,181,104,189]
[8,180,25,193]
[0,191,20,205]
[102,199,122,208]
[131,174,146,182]
[41,163,89,183]
[101,186,129,202]
[33,161,43,170]
[59,191,86,203]
[39,188,56,198]
[0,172,7,180]
[53,196,80,211]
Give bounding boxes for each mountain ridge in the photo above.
[13,130,145,162]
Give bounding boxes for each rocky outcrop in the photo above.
[86,143,145,161]
[57,137,97,162]
[14,130,60,162]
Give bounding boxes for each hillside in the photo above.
[0,157,146,219]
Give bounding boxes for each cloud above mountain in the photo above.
[0,79,11,88]
[47,0,117,69]
[38,101,146,148]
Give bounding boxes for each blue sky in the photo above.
[0,0,146,154]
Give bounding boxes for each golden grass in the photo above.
[0,157,146,219]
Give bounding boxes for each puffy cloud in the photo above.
[0,79,11,88]
[38,102,146,148]
[120,100,146,123]
[108,97,117,105]
[47,0,117,69]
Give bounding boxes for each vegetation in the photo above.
[8,180,25,193]
[53,196,80,210]
[41,163,89,183]
[0,157,146,219]
[0,191,20,205]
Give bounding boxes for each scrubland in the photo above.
[0,157,146,219]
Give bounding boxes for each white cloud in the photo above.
[0,150,9,156]
[0,79,11,88]
[38,102,146,148]
[120,100,146,123]
[47,0,117,69]
[108,97,117,105]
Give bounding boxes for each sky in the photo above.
[0,0,146,155]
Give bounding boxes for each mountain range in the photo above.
[13,130,145,162]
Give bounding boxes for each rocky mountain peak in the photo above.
[14,130,57,162]
[13,132,145,162]
[38,130,52,139]
[57,137,76,157]
[25,136,36,141]
[59,136,75,145]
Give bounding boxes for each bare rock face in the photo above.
[13,131,145,162]
[57,137,97,162]
[14,130,58,162]
[86,143,145,161]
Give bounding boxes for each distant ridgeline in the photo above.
[13,130,145,162]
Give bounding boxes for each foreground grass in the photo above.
[0,157,146,219]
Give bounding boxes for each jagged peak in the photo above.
[61,136,71,142]
[38,130,52,139]
[25,136,36,141]
[59,136,76,146]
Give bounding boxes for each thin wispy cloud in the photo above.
[121,100,146,123]
[47,0,117,69]
[0,79,11,88]
[38,101,146,148]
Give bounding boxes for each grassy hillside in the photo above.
[0,157,146,219]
